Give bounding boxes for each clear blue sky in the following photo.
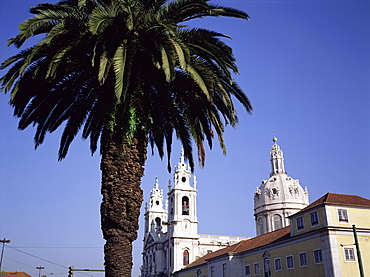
[0,1,369,276]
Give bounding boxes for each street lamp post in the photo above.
[0,238,11,272]
[162,221,177,277]
[352,225,365,277]
[36,266,45,277]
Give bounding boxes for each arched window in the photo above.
[182,196,189,215]
[258,217,264,235]
[264,258,271,277]
[273,214,282,231]
[155,217,161,231]
[183,250,189,266]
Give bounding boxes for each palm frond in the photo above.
[46,45,73,79]
[112,44,127,102]
[1,0,251,168]
[185,62,210,100]
[208,4,250,21]
[98,51,111,84]
[89,5,116,34]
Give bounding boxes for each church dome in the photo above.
[254,173,308,210]
[253,136,309,236]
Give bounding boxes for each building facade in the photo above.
[141,152,248,277]
[143,138,370,277]
[174,193,370,277]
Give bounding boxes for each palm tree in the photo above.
[0,0,252,276]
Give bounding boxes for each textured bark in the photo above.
[100,129,147,277]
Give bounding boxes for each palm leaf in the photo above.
[185,63,210,100]
[113,44,127,102]
[89,6,115,35]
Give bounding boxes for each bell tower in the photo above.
[167,150,199,274]
[144,176,168,238]
[142,177,168,276]
[254,136,309,236]
[142,150,251,277]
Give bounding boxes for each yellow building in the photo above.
[174,192,370,277]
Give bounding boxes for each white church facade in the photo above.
[141,152,249,276]
[141,137,309,276]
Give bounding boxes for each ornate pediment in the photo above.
[262,251,270,259]
[143,231,168,250]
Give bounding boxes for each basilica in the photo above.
[145,137,370,277]
[141,136,310,276]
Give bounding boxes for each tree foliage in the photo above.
[1,0,252,171]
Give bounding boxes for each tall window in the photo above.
[274,258,282,271]
[183,250,189,266]
[299,252,308,267]
[222,263,227,277]
[296,216,304,231]
[344,248,355,261]
[258,217,264,235]
[254,263,260,275]
[182,196,189,215]
[210,266,215,277]
[338,209,348,222]
[286,255,294,269]
[245,264,251,276]
[310,211,319,226]
[313,249,323,264]
[273,214,282,230]
[155,217,161,231]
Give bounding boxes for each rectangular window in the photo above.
[286,255,294,269]
[245,264,251,276]
[313,249,323,264]
[210,266,215,277]
[254,262,260,275]
[274,258,282,271]
[338,209,349,222]
[297,216,304,231]
[222,263,227,277]
[310,211,319,226]
[299,252,308,267]
[344,248,355,261]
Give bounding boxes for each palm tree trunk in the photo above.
[100,129,147,277]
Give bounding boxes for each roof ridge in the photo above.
[182,227,291,271]
[230,239,248,252]
[296,192,370,214]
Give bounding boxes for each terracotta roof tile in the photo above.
[180,193,370,272]
[297,192,370,214]
[231,226,290,253]
[183,227,290,270]
[3,273,32,277]
[183,242,239,268]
